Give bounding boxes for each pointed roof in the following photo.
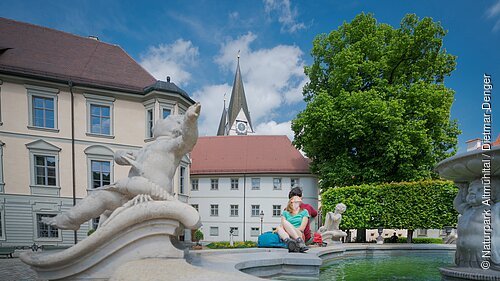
[227,58,253,131]
[217,106,227,136]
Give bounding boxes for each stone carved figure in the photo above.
[491,185,500,271]
[318,203,347,244]
[43,102,201,230]
[455,179,491,267]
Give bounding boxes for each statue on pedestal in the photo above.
[21,103,203,281]
[318,203,347,245]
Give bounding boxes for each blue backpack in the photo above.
[257,231,287,248]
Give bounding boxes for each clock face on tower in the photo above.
[236,121,247,134]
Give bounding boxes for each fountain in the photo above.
[434,146,500,280]
[19,103,262,281]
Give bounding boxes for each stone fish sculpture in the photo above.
[42,102,201,230]
[20,103,203,281]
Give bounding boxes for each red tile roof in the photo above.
[493,134,500,146]
[0,17,156,93]
[190,135,312,175]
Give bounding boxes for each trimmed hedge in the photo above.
[206,241,257,249]
[321,180,458,230]
[384,237,443,244]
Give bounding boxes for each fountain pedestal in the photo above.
[435,147,500,280]
[20,200,201,280]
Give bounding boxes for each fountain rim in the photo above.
[434,145,500,175]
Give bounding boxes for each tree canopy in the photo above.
[292,13,460,187]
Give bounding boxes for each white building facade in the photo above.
[189,135,319,243]
[189,174,318,242]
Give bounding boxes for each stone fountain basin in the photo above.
[434,146,500,181]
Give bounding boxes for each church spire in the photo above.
[216,94,227,136]
[226,54,254,135]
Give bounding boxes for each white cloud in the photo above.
[229,11,239,21]
[486,0,500,32]
[194,32,307,137]
[139,39,199,85]
[487,0,500,18]
[256,120,294,140]
[263,0,306,33]
[192,84,232,136]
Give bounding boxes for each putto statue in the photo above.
[318,203,347,244]
[43,103,201,230]
[21,103,203,281]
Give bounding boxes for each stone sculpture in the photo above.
[42,102,201,230]
[435,148,500,280]
[20,103,204,281]
[454,179,490,267]
[318,203,347,244]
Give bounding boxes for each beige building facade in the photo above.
[0,18,194,247]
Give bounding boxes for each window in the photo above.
[251,178,260,190]
[34,155,56,186]
[210,204,219,216]
[417,229,428,236]
[91,160,111,188]
[211,179,219,190]
[0,211,3,239]
[251,227,260,237]
[85,94,114,137]
[0,85,2,125]
[92,217,100,230]
[85,145,114,190]
[273,178,282,190]
[230,205,239,217]
[27,139,61,196]
[191,204,199,212]
[32,96,55,128]
[251,205,260,217]
[230,227,239,236]
[210,227,219,236]
[273,205,282,217]
[179,166,186,194]
[162,108,171,118]
[0,141,5,192]
[291,178,300,188]
[90,104,111,135]
[36,214,58,238]
[158,99,174,119]
[191,179,199,191]
[231,178,239,190]
[27,85,59,131]
[146,108,154,138]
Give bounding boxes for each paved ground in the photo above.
[0,257,38,281]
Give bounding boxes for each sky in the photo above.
[1,0,499,153]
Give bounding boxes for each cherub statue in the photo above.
[455,179,491,267]
[318,203,347,244]
[490,183,499,271]
[43,103,201,230]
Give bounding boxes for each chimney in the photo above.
[465,138,481,152]
[166,76,171,83]
[88,35,99,41]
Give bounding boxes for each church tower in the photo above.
[217,54,254,135]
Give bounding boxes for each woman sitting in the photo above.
[276,196,309,252]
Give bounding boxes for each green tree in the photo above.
[293,13,460,188]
